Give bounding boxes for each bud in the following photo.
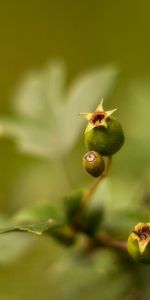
[83,151,105,177]
[79,205,104,236]
[81,100,124,156]
[63,189,84,225]
[127,223,150,264]
[50,226,76,246]
[63,190,103,236]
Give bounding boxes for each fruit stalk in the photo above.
[81,155,112,208]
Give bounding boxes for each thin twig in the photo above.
[94,234,127,252]
[81,156,112,208]
[84,234,127,255]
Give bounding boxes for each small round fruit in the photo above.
[127,223,150,264]
[85,116,124,156]
[83,151,105,177]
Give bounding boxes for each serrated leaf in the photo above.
[0,61,118,158]
[0,116,58,157]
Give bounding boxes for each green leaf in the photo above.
[0,61,118,158]
[104,208,150,240]
[0,219,61,235]
[12,202,63,223]
[0,203,64,236]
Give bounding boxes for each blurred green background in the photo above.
[0,1,150,299]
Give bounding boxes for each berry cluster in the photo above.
[81,99,124,177]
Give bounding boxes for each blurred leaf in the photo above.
[0,202,64,236]
[0,61,118,158]
[104,208,150,240]
[113,77,150,183]
[12,202,64,224]
[0,204,66,263]
[0,219,62,235]
[10,203,77,246]
[128,77,150,141]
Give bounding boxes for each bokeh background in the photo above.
[0,1,150,299]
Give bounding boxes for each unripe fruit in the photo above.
[80,99,124,156]
[127,223,150,264]
[83,151,105,177]
[85,116,124,156]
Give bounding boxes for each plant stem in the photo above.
[81,156,112,207]
[94,234,127,252]
[84,234,127,256]
[79,155,127,255]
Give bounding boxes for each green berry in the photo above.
[127,223,150,264]
[83,151,105,177]
[80,99,124,156]
[85,116,124,156]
